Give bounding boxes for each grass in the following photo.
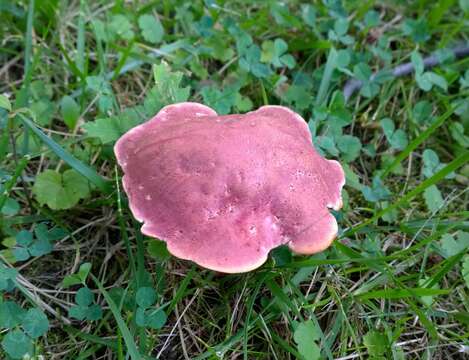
[1,1,469,359]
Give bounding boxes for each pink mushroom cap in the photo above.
[114,102,345,273]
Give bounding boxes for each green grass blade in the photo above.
[425,251,466,288]
[315,47,337,106]
[19,114,111,193]
[381,107,454,178]
[167,266,196,314]
[90,274,141,360]
[24,0,34,80]
[385,267,440,340]
[270,331,302,358]
[115,169,137,278]
[243,273,268,360]
[19,0,35,153]
[64,326,118,349]
[260,80,269,105]
[266,279,301,317]
[346,150,469,236]
[0,156,29,210]
[357,288,450,300]
[76,0,86,75]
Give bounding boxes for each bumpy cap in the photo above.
[114,102,345,273]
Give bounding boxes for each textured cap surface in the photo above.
[115,102,345,273]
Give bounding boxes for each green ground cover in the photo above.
[0,0,468,359]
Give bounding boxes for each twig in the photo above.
[343,44,469,101]
[1,256,72,325]
[156,289,200,358]
[175,302,191,360]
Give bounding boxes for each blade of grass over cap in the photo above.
[19,114,112,193]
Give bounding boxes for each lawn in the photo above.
[1,0,469,359]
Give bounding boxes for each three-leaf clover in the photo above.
[411,51,447,92]
[13,230,37,261]
[313,92,361,162]
[201,86,238,115]
[412,100,433,125]
[135,287,167,329]
[452,98,469,121]
[82,107,142,144]
[328,18,354,45]
[13,224,66,261]
[420,149,455,212]
[239,44,271,78]
[0,303,49,359]
[313,91,352,135]
[62,262,92,288]
[0,301,26,328]
[22,308,50,339]
[1,329,34,359]
[421,149,455,179]
[284,85,313,111]
[353,63,379,98]
[226,22,271,78]
[69,287,103,321]
[336,135,362,162]
[380,118,408,150]
[316,135,339,157]
[148,240,171,262]
[361,176,392,203]
[261,38,296,69]
[402,18,430,43]
[1,195,20,216]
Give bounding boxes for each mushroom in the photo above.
[114,102,345,273]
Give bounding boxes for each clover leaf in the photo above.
[135,286,167,329]
[69,287,103,321]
